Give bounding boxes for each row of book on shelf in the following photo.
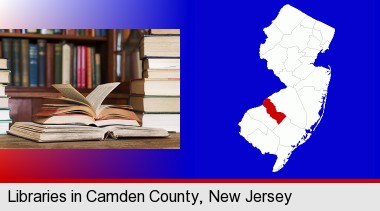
[4,29,181,142]
[0,38,102,88]
[0,29,107,37]
[0,58,11,134]
[129,29,180,132]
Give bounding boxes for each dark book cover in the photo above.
[53,29,63,35]
[95,53,101,86]
[29,44,38,87]
[12,39,21,86]
[20,39,29,87]
[72,45,77,88]
[1,39,12,75]
[46,43,54,88]
[0,41,2,58]
[37,39,47,87]
[54,43,62,84]
[91,48,96,87]
[95,29,101,37]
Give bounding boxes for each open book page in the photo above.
[85,82,120,116]
[105,125,169,138]
[52,84,92,107]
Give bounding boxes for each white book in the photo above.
[62,44,72,84]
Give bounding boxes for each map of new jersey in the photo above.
[239,5,335,172]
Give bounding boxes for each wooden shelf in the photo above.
[0,33,107,42]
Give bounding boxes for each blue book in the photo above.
[95,29,101,37]
[37,39,46,87]
[29,44,38,87]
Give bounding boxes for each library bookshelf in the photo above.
[0,30,131,122]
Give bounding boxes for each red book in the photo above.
[86,47,92,89]
[46,43,54,88]
[76,46,81,88]
[81,46,87,89]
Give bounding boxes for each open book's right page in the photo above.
[86,82,120,116]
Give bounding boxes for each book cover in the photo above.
[37,39,46,87]
[29,44,38,87]
[130,78,180,96]
[46,43,54,88]
[140,35,180,58]
[0,70,10,84]
[86,47,92,89]
[62,43,71,84]
[54,43,62,84]
[80,46,87,88]
[129,95,180,113]
[72,45,77,87]
[0,58,7,69]
[20,39,29,87]
[76,46,81,88]
[91,48,96,87]
[12,39,21,86]
[1,39,12,75]
[149,29,180,35]
[95,53,101,87]
[9,122,169,143]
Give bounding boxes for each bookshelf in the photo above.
[0,29,132,122]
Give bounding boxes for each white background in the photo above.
[0,183,379,210]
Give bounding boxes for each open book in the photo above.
[34,82,141,126]
[9,122,169,142]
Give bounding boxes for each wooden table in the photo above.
[0,133,180,149]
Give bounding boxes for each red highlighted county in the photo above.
[263,98,286,124]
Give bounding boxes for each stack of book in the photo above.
[0,58,12,134]
[8,82,169,142]
[130,29,180,132]
[0,38,101,88]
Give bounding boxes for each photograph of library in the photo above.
[0,29,180,149]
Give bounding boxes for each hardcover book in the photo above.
[140,35,180,58]
[12,39,21,86]
[29,44,38,87]
[21,39,30,87]
[129,95,180,113]
[0,58,8,69]
[130,78,180,96]
[9,122,169,143]
[33,82,141,126]
[37,39,47,87]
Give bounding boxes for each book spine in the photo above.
[12,39,21,86]
[62,43,71,84]
[20,39,29,87]
[81,46,86,88]
[86,47,92,89]
[72,46,77,87]
[54,43,62,84]
[95,53,101,86]
[76,46,81,88]
[1,39,12,74]
[26,29,38,34]
[29,44,38,87]
[46,43,54,88]
[37,39,46,87]
[91,48,96,87]
[53,29,63,35]
[0,41,2,58]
